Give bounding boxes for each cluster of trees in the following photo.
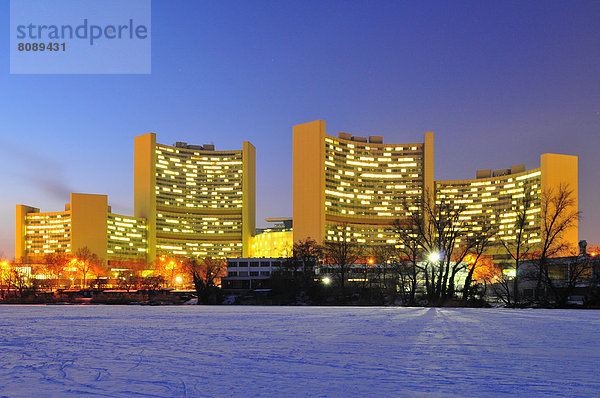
[0,247,107,296]
[0,239,230,305]
[272,185,589,307]
[486,185,591,307]
[1,248,170,296]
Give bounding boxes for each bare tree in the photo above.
[291,238,323,288]
[44,253,70,290]
[474,258,512,304]
[183,257,226,304]
[323,226,364,299]
[74,247,101,288]
[392,219,423,305]
[499,191,537,305]
[155,256,183,288]
[400,197,478,303]
[115,258,147,292]
[11,267,31,296]
[533,184,580,303]
[461,222,496,301]
[394,189,497,305]
[0,260,15,297]
[366,245,389,293]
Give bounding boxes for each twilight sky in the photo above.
[1,1,598,258]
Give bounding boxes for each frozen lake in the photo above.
[0,306,598,397]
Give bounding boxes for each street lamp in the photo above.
[429,252,441,262]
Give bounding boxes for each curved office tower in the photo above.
[135,133,255,261]
[293,120,434,246]
[435,153,578,252]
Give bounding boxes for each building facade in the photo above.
[435,153,578,253]
[250,218,293,258]
[134,133,256,261]
[221,257,283,289]
[15,193,147,264]
[292,120,434,246]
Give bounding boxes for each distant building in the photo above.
[293,120,434,246]
[15,193,147,264]
[134,133,256,260]
[250,218,293,258]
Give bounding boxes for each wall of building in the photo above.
[107,213,148,260]
[70,193,109,263]
[135,133,256,260]
[293,120,326,244]
[242,141,256,257]
[15,204,40,260]
[293,120,433,246]
[435,153,579,254]
[17,206,70,261]
[250,229,293,258]
[541,153,578,251]
[16,194,147,264]
[222,257,284,289]
[436,167,543,251]
[134,132,158,261]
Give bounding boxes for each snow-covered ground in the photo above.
[0,306,598,397]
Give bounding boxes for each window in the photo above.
[260,261,270,267]
[238,261,248,267]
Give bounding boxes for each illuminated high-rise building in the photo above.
[435,153,578,253]
[15,193,147,263]
[134,133,256,260]
[293,120,434,246]
[292,120,578,256]
[13,123,579,266]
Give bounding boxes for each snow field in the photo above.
[0,306,598,397]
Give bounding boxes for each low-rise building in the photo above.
[509,243,599,302]
[221,257,284,290]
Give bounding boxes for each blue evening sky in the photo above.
[0,1,598,257]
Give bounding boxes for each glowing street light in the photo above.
[322,276,331,285]
[429,252,441,262]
